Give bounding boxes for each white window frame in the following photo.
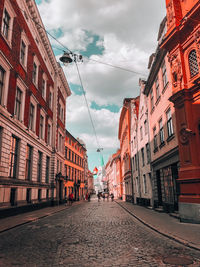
[143,174,147,194]
[39,109,46,140]
[49,87,53,110]
[14,78,26,123]
[47,119,52,146]
[20,31,29,70]
[1,0,16,47]
[58,99,65,123]
[29,95,37,132]
[0,52,11,107]
[150,88,154,110]
[41,73,47,100]
[32,55,40,88]
[58,129,64,153]
[159,118,164,144]
[166,108,174,137]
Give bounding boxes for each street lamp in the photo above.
[59,51,83,65]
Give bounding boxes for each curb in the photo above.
[116,201,200,252]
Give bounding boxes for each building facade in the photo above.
[161,0,200,222]
[0,0,71,213]
[118,98,139,202]
[132,79,152,206]
[144,17,179,213]
[65,131,87,201]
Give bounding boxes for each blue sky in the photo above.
[35,0,166,170]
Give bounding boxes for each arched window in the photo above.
[188,49,199,77]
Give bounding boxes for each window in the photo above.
[141,148,145,166]
[143,174,147,194]
[65,148,68,159]
[32,56,39,86]
[166,108,174,137]
[20,32,29,69]
[32,63,37,84]
[42,79,46,99]
[2,8,10,39]
[155,77,160,100]
[140,126,143,140]
[58,99,64,122]
[188,50,199,78]
[14,87,22,120]
[146,143,150,164]
[37,151,42,182]
[0,66,5,105]
[159,119,164,144]
[144,120,148,135]
[25,145,33,180]
[41,73,47,100]
[58,132,63,152]
[9,136,19,178]
[162,61,168,88]
[135,154,137,170]
[1,1,16,46]
[29,103,35,131]
[49,90,53,110]
[20,40,26,66]
[153,127,158,151]
[150,88,154,110]
[47,123,52,146]
[39,115,44,139]
[45,156,50,183]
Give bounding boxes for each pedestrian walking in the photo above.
[102,194,105,201]
[88,193,91,202]
[85,192,88,201]
[69,193,73,205]
[97,192,101,202]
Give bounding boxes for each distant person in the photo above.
[97,192,101,202]
[85,192,88,201]
[69,193,73,205]
[110,193,114,202]
[88,193,91,202]
[102,194,105,201]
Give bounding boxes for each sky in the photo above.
[35,0,166,171]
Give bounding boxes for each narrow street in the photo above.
[0,197,200,267]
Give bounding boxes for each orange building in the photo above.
[64,130,87,201]
[118,98,139,202]
[161,0,200,222]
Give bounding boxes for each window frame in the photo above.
[8,135,20,178]
[166,108,174,137]
[25,144,33,180]
[14,78,26,122]
[37,151,43,182]
[1,0,16,47]
[20,31,29,70]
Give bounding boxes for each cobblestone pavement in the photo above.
[0,199,200,267]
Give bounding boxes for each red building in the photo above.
[0,0,71,212]
[161,0,200,222]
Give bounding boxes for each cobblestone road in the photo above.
[0,199,200,267]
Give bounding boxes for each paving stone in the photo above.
[0,200,200,266]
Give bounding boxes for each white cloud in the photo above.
[37,0,166,168]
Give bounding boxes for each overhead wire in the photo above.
[18,4,148,154]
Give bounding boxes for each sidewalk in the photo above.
[0,201,82,233]
[116,200,200,251]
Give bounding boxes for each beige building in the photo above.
[0,0,71,213]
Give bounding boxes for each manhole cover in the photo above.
[163,256,193,265]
